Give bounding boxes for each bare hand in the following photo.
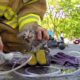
[36,27,49,40]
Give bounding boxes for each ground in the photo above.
[50,44,80,56]
[0,44,80,80]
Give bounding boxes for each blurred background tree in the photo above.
[42,0,80,40]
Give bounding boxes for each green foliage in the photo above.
[42,0,80,39]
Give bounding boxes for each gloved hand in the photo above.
[27,40,50,66]
[51,52,80,68]
[27,52,37,66]
[36,49,50,66]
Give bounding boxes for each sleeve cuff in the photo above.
[18,13,41,31]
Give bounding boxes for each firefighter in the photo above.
[0,0,49,66]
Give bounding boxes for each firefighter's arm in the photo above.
[18,0,49,40]
[0,5,18,29]
[0,5,15,20]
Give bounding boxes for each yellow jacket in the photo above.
[0,0,46,31]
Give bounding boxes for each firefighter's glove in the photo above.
[36,49,50,66]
